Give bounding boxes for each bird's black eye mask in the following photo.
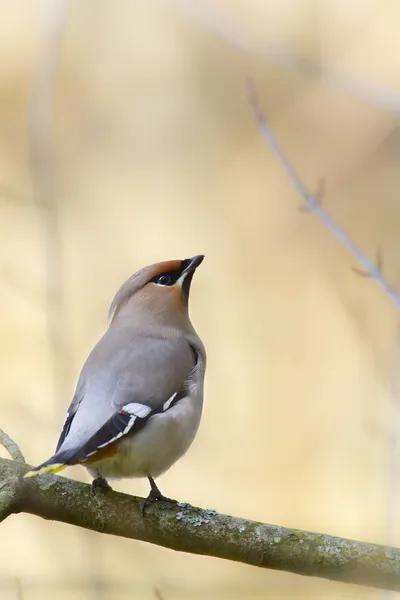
[150,259,191,287]
[150,259,194,298]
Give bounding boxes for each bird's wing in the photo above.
[55,385,84,452]
[72,388,188,463]
[56,333,196,465]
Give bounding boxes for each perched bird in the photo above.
[25,255,206,507]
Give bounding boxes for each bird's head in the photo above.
[108,255,204,328]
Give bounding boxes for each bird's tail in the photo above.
[24,449,75,478]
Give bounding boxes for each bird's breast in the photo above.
[85,393,203,479]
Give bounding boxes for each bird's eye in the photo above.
[156,275,171,286]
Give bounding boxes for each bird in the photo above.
[25,255,206,509]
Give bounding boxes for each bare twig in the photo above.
[246,77,400,309]
[352,247,383,278]
[298,177,325,212]
[177,0,400,114]
[15,577,24,600]
[154,587,165,600]
[0,429,25,463]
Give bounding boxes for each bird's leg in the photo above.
[148,476,173,501]
[91,472,112,497]
[142,477,176,515]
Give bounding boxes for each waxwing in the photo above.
[26,255,206,508]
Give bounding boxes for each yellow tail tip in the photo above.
[24,464,67,478]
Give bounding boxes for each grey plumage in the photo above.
[25,256,206,504]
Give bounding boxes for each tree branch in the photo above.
[0,430,25,463]
[1,458,400,591]
[178,0,400,115]
[246,77,400,309]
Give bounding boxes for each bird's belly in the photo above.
[86,396,202,479]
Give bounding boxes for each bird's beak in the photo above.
[177,255,204,301]
[181,255,204,276]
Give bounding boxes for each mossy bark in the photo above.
[1,457,400,591]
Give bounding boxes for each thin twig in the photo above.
[246,77,400,309]
[298,177,325,212]
[0,430,25,463]
[15,577,24,600]
[177,0,400,114]
[352,247,383,278]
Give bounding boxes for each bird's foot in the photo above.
[91,476,112,497]
[142,477,177,515]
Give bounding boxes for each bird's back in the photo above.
[59,324,196,452]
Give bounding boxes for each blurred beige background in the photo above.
[1,0,400,598]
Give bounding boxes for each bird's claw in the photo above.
[142,489,177,516]
[91,477,112,497]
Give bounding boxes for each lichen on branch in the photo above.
[0,457,400,591]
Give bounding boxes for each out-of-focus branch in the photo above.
[0,430,25,463]
[153,588,165,600]
[29,6,105,599]
[29,0,69,408]
[246,78,400,309]
[1,457,400,591]
[177,0,400,114]
[247,78,400,597]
